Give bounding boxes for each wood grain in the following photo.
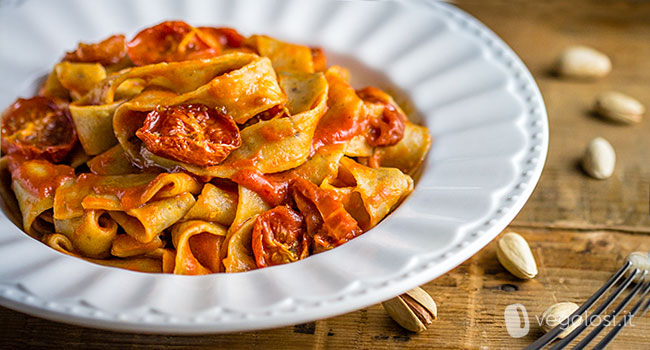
[1,0,650,349]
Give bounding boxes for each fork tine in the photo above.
[591,282,650,350]
[572,272,648,350]
[522,261,632,350]
[641,290,650,317]
[548,268,641,350]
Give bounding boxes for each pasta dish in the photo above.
[0,21,431,274]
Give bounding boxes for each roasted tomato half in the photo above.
[63,34,127,66]
[127,21,221,66]
[252,205,310,268]
[197,27,246,49]
[357,87,407,147]
[135,104,241,166]
[1,97,76,162]
[291,177,362,250]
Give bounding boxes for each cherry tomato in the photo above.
[127,21,221,66]
[135,104,241,166]
[1,97,77,162]
[291,177,362,250]
[252,205,309,268]
[198,27,246,48]
[63,34,127,66]
[357,87,407,147]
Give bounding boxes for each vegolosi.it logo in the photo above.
[504,303,530,338]
[503,303,636,339]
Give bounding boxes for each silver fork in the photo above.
[524,252,650,350]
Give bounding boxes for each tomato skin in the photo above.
[1,97,77,163]
[252,205,309,268]
[127,21,221,66]
[63,34,127,65]
[357,87,407,147]
[135,104,241,166]
[291,177,362,250]
[197,27,246,48]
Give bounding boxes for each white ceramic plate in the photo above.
[0,0,548,333]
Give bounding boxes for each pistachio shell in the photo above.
[382,295,426,332]
[582,137,615,180]
[496,232,538,279]
[541,302,581,339]
[382,287,437,332]
[555,45,611,79]
[404,287,438,321]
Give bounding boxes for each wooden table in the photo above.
[2,1,650,349]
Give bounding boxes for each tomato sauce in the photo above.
[8,158,75,198]
[311,112,367,152]
[291,177,362,248]
[356,87,407,147]
[188,233,224,273]
[231,168,290,207]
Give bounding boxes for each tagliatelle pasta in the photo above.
[0,21,432,274]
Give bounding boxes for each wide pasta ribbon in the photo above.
[111,234,163,258]
[40,62,107,101]
[108,192,196,243]
[42,233,163,273]
[222,186,270,273]
[7,158,74,236]
[86,144,141,175]
[170,220,227,275]
[68,102,122,156]
[311,66,366,153]
[54,209,117,258]
[246,35,317,73]
[367,122,432,175]
[183,183,237,226]
[322,157,414,230]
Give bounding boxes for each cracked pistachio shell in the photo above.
[382,287,437,332]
